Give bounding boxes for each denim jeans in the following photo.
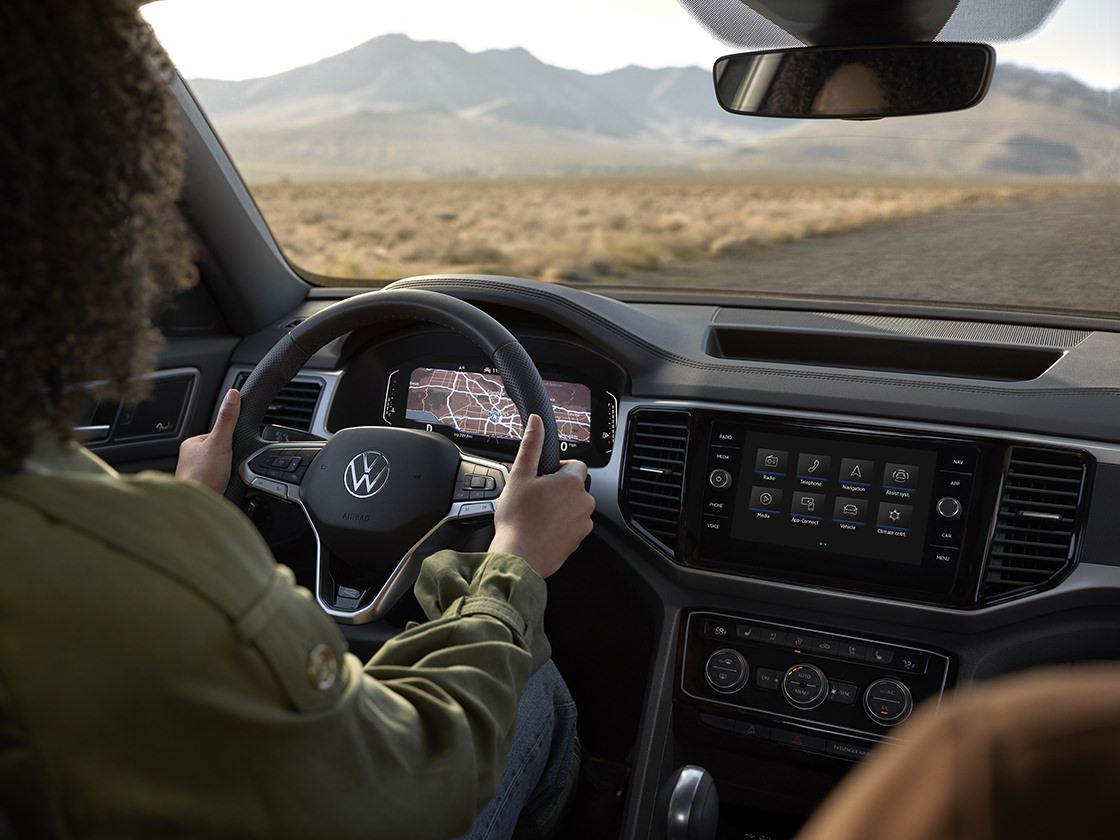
[457,660,580,840]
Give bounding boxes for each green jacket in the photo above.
[0,440,550,839]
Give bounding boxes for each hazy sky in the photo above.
[144,0,1118,89]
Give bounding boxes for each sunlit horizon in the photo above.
[144,0,1118,90]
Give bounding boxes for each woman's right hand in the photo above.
[489,414,595,579]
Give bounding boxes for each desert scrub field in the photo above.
[248,179,1040,283]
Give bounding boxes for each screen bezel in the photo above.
[679,412,1003,606]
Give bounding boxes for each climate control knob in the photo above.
[705,649,748,694]
[864,678,914,726]
[781,663,829,710]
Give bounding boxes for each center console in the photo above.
[617,404,1094,838]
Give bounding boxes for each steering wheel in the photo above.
[225,288,560,624]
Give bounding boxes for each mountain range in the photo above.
[188,33,1119,181]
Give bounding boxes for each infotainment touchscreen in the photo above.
[728,432,938,564]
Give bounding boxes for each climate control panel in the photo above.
[681,611,950,756]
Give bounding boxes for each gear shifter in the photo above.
[665,765,719,840]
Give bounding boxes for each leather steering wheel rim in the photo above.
[225,288,560,501]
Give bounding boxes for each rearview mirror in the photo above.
[713,43,995,119]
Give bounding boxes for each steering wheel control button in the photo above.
[453,462,506,501]
[864,678,914,726]
[705,649,748,694]
[936,496,963,520]
[708,468,733,490]
[248,445,322,484]
[335,584,364,611]
[457,501,496,518]
[306,644,339,691]
[249,476,289,500]
[782,663,829,710]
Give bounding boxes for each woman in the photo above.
[0,2,593,837]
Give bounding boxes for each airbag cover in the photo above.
[301,427,460,564]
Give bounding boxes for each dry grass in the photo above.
[248,179,1043,284]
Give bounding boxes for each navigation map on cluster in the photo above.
[406,368,592,443]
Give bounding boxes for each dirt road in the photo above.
[613,191,1120,315]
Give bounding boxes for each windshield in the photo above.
[145,0,1119,317]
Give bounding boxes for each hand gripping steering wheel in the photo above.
[224,288,560,624]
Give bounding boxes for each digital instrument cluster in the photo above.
[382,363,616,466]
[326,330,623,467]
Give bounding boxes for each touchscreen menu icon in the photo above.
[832,496,868,526]
[754,449,788,476]
[791,492,825,523]
[883,463,920,489]
[876,502,913,533]
[796,453,831,481]
[749,486,784,514]
[882,462,920,500]
[839,458,875,492]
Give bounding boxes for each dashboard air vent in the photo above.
[233,373,322,432]
[622,411,690,557]
[982,446,1088,602]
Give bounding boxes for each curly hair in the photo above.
[0,0,196,474]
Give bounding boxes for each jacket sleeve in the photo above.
[354,550,552,828]
[238,547,552,840]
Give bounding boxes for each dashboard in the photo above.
[214,275,1120,840]
[159,87,1120,840]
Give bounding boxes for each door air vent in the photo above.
[621,411,690,557]
[981,446,1089,603]
[233,372,323,432]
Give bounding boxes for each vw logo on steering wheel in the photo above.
[343,451,391,498]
